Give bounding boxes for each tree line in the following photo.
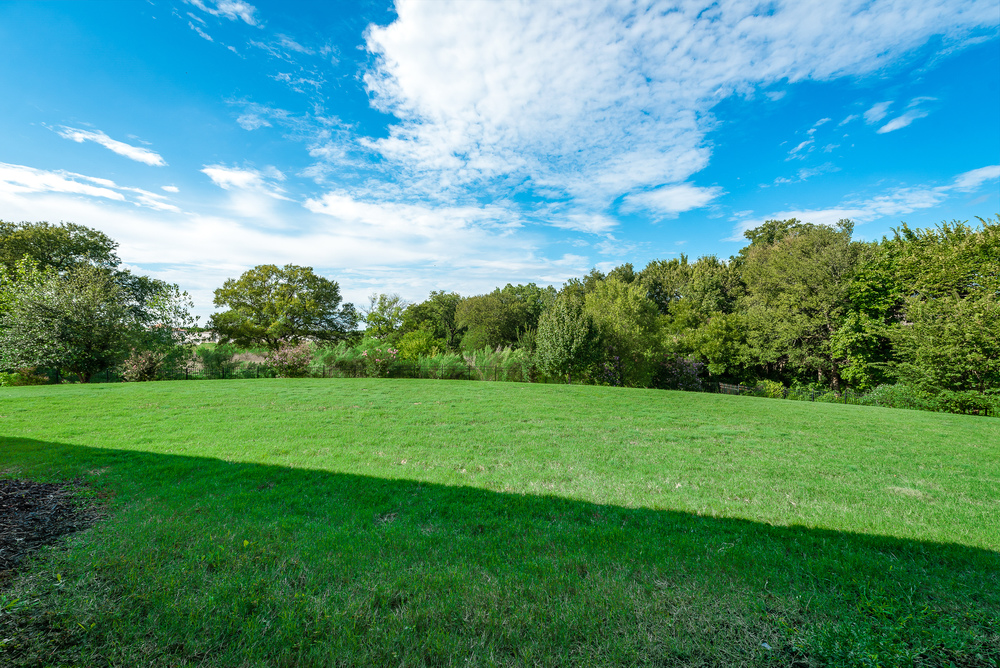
[1,216,997,407]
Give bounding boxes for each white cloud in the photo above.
[189,22,214,42]
[187,0,258,26]
[236,113,272,130]
[201,164,288,198]
[549,213,619,234]
[303,191,519,238]
[864,101,893,124]
[0,162,180,213]
[0,168,589,317]
[161,185,180,193]
[876,96,937,133]
[56,126,167,166]
[952,165,1000,191]
[362,0,995,211]
[838,114,859,126]
[728,164,999,240]
[877,110,930,133]
[622,183,723,217]
[813,117,833,128]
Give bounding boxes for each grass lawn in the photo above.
[1,379,998,666]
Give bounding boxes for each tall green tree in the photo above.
[739,219,859,389]
[362,293,409,340]
[0,220,119,275]
[401,291,464,350]
[841,217,1000,390]
[0,264,133,382]
[584,278,663,386]
[535,296,600,383]
[210,264,357,349]
[639,256,691,315]
[456,283,554,351]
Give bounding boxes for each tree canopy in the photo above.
[210,264,357,349]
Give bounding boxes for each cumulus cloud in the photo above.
[362,0,995,214]
[56,126,167,166]
[622,183,724,217]
[162,185,180,193]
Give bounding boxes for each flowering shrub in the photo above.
[265,340,313,378]
[362,346,398,378]
[122,349,167,382]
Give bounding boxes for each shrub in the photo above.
[754,379,786,398]
[862,384,937,411]
[654,354,706,391]
[196,344,237,377]
[361,345,398,378]
[396,329,443,361]
[0,367,50,387]
[122,349,166,382]
[265,340,313,378]
[933,390,997,416]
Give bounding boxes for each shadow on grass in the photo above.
[2,437,998,667]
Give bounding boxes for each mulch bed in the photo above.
[0,479,104,582]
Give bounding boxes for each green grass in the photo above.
[1,379,998,666]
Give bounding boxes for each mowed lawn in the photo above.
[1,379,997,667]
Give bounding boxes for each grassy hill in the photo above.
[1,379,998,666]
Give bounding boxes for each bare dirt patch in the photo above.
[0,479,104,583]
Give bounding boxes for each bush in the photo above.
[361,345,398,378]
[862,384,937,411]
[396,329,444,361]
[0,367,50,387]
[196,344,237,377]
[754,379,786,399]
[265,340,313,378]
[654,354,706,391]
[122,349,166,382]
[934,390,997,416]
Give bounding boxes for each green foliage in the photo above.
[535,296,599,383]
[456,283,554,351]
[0,220,119,275]
[462,346,532,381]
[892,291,1000,395]
[196,344,238,376]
[584,278,662,386]
[0,265,134,382]
[740,218,859,388]
[754,379,786,398]
[361,293,409,340]
[400,291,463,350]
[861,384,938,412]
[395,328,444,360]
[0,368,49,387]
[210,264,357,350]
[638,256,691,315]
[934,390,997,416]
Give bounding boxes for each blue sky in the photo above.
[1,0,997,318]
